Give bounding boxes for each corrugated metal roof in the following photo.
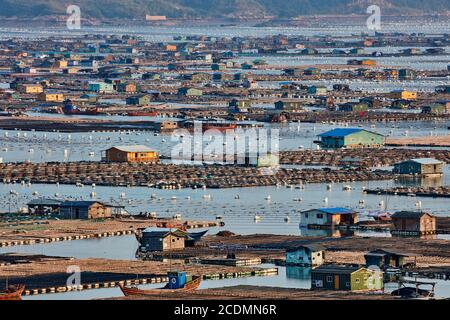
[391,211,434,219]
[60,201,108,207]
[318,128,376,137]
[312,264,362,274]
[109,145,156,153]
[409,158,443,165]
[287,244,326,252]
[305,207,357,215]
[27,198,63,206]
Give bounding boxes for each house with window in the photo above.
[364,249,415,269]
[59,201,114,219]
[391,211,436,235]
[300,207,358,227]
[286,245,325,266]
[126,94,151,106]
[316,128,384,149]
[102,145,159,163]
[393,158,444,176]
[138,228,185,252]
[311,264,384,291]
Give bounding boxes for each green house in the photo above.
[177,88,203,96]
[311,265,384,291]
[339,102,369,112]
[317,128,384,149]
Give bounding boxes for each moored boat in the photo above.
[0,285,25,300]
[127,111,158,117]
[119,272,201,296]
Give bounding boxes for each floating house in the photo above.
[88,82,115,93]
[391,211,436,235]
[27,198,63,215]
[38,92,64,102]
[126,94,151,106]
[311,265,384,291]
[274,100,303,111]
[390,90,417,100]
[300,207,358,228]
[18,84,43,94]
[364,249,415,269]
[102,145,159,163]
[422,102,450,115]
[286,245,325,266]
[393,158,444,176]
[177,87,203,96]
[316,128,384,149]
[338,102,369,112]
[59,201,114,219]
[138,228,185,252]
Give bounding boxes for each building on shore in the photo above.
[311,264,384,291]
[393,158,444,176]
[102,145,159,163]
[391,211,436,235]
[316,128,384,149]
[300,207,358,228]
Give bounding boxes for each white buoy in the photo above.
[284,215,291,223]
[173,213,182,220]
[265,195,271,201]
[254,214,261,221]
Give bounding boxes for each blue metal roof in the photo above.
[318,128,383,138]
[316,207,357,215]
[318,128,363,137]
[60,201,104,207]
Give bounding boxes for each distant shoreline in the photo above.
[0,14,449,28]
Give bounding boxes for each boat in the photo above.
[368,211,392,221]
[0,285,25,300]
[62,100,98,115]
[391,286,433,299]
[119,272,201,296]
[127,111,158,117]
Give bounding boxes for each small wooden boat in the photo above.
[119,274,201,296]
[0,285,25,300]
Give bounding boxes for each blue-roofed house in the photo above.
[393,158,444,176]
[300,207,358,227]
[316,128,384,149]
